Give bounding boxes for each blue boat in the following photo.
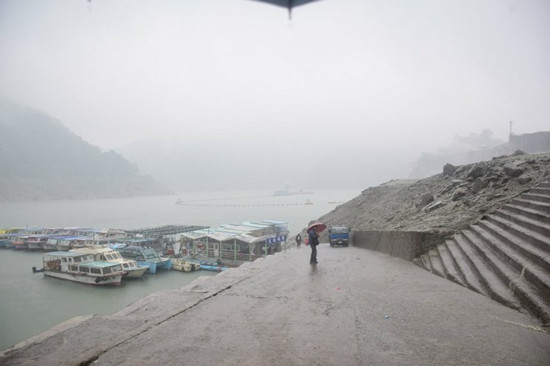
[116,246,172,274]
[200,264,228,272]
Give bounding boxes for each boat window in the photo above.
[91,268,101,274]
[74,256,82,263]
[123,263,129,268]
[62,258,67,262]
[69,265,78,271]
[80,267,90,273]
[105,254,113,260]
[103,267,111,274]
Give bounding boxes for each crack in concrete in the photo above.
[79,273,254,365]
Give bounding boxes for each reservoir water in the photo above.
[0,189,359,351]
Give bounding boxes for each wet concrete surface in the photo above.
[2,244,549,365]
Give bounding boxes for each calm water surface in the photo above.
[0,189,359,351]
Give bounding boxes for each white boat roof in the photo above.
[180,219,288,242]
[44,251,92,258]
[71,247,112,254]
[80,261,122,268]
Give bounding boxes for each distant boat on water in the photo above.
[273,188,314,196]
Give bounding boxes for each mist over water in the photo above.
[1,189,359,233]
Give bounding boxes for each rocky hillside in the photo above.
[319,151,550,241]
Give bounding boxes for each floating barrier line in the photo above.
[176,202,312,207]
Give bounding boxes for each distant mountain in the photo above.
[0,100,173,201]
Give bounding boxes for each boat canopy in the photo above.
[181,219,289,243]
[44,251,89,257]
[81,261,122,268]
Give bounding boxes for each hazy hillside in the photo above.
[0,100,173,201]
[118,137,411,192]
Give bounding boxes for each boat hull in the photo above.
[200,265,228,272]
[43,270,123,286]
[138,261,158,274]
[157,258,172,270]
[171,259,198,272]
[124,266,149,278]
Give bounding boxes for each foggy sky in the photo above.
[1,0,549,190]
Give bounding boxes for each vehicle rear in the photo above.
[329,226,350,247]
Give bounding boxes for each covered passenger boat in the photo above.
[35,251,126,286]
[71,247,149,279]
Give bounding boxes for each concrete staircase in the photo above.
[416,180,550,325]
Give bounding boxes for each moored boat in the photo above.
[199,264,228,272]
[116,246,172,274]
[26,235,49,250]
[35,251,126,286]
[0,233,18,249]
[13,237,28,250]
[71,247,149,279]
[171,258,200,272]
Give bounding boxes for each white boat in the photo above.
[36,251,126,286]
[171,258,200,272]
[71,247,149,279]
[26,235,49,250]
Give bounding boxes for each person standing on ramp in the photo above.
[307,228,319,264]
[306,222,326,265]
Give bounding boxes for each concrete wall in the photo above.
[509,131,550,154]
[352,230,449,261]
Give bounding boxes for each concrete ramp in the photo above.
[2,244,549,365]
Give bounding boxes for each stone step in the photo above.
[486,214,550,254]
[446,236,489,297]
[530,187,550,197]
[538,181,550,189]
[493,208,550,237]
[428,248,446,278]
[437,244,465,287]
[521,193,550,205]
[510,198,550,215]
[456,231,521,310]
[461,229,524,310]
[469,224,550,303]
[420,254,432,272]
[477,219,550,273]
[502,203,550,223]
[412,257,424,268]
[463,228,550,323]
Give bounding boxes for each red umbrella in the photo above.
[307,222,327,233]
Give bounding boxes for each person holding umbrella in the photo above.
[307,222,326,265]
